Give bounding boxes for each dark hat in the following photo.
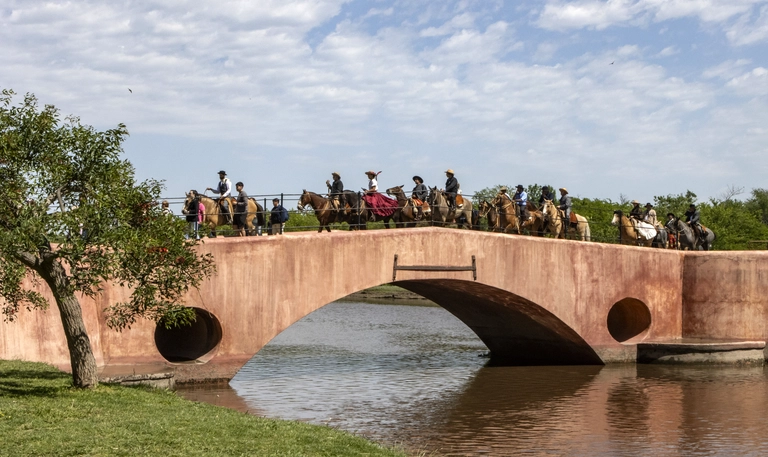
[235,181,244,187]
[667,213,676,218]
[645,202,653,208]
[689,203,696,208]
[516,184,523,189]
[542,186,550,191]
[412,176,423,183]
[218,170,227,175]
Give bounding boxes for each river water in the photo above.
[177,302,768,456]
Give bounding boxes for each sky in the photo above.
[2,0,767,207]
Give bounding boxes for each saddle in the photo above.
[456,194,464,208]
[569,212,578,225]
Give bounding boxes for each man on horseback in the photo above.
[629,200,642,221]
[559,188,573,228]
[444,169,459,210]
[513,185,530,221]
[539,186,555,207]
[685,204,706,239]
[643,203,659,227]
[411,176,428,221]
[206,170,233,225]
[326,172,346,222]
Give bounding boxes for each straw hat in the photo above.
[631,200,639,205]
[499,186,508,192]
[331,172,340,178]
[559,187,568,194]
[445,169,454,174]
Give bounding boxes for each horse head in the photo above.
[297,190,310,211]
[385,185,404,197]
[611,210,623,226]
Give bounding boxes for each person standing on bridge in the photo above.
[207,170,233,225]
[270,198,289,235]
[233,182,248,237]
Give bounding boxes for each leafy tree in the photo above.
[653,190,697,220]
[746,188,768,225]
[0,90,215,388]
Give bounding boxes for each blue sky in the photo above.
[2,0,767,207]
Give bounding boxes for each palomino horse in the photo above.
[611,210,652,247]
[297,190,366,232]
[666,217,715,251]
[385,185,428,228]
[427,187,473,229]
[541,199,591,241]
[489,194,520,234]
[185,193,265,236]
[477,200,500,231]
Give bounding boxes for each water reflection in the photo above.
[177,302,768,456]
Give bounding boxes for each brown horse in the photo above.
[521,201,545,236]
[427,187,473,229]
[541,199,591,241]
[298,190,371,232]
[184,193,265,237]
[477,200,500,232]
[489,194,519,234]
[384,185,419,228]
[611,210,653,247]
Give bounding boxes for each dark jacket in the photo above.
[185,198,199,222]
[327,179,344,196]
[236,190,248,211]
[270,205,289,224]
[539,191,554,205]
[629,205,642,220]
[412,183,428,201]
[445,177,459,195]
[685,209,700,225]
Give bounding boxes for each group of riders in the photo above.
[196,169,709,246]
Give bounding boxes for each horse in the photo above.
[489,194,520,234]
[297,190,367,232]
[184,193,265,237]
[477,200,499,231]
[611,210,652,247]
[426,187,473,229]
[385,185,419,228]
[541,199,591,241]
[521,201,545,236]
[666,218,716,251]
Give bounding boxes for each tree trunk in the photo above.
[38,258,99,388]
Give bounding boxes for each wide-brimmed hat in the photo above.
[218,170,227,175]
[645,202,653,208]
[667,213,676,218]
[365,170,377,176]
[413,176,423,183]
[559,187,568,193]
[516,184,524,189]
[331,172,340,178]
[542,186,550,191]
[499,186,508,192]
[445,169,454,174]
[631,200,639,204]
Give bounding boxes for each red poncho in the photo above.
[363,193,398,217]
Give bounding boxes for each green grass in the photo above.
[0,360,407,457]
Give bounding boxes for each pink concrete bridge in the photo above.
[3,228,768,381]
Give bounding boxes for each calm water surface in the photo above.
[177,302,768,456]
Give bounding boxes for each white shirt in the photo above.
[368,177,378,192]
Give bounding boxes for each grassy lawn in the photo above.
[0,360,407,457]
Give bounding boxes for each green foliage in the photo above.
[569,197,621,243]
[0,360,406,457]
[653,190,697,220]
[0,89,216,329]
[284,209,320,231]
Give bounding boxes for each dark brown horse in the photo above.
[298,190,368,232]
[384,185,422,228]
[477,200,500,232]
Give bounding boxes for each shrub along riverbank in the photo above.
[0,360,406,457]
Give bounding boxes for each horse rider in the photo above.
[539,185,555,207]
[643,203,659,228]
[666,212,678,248]
[411,176,428,221]
[513,184,530,220]
[685,203,706,238]
[559,187,573,227]
[206,170,233,225]
[365,170,379,193]
[629,200,642,222]
[444,169,459,210]
[326,172,346,221]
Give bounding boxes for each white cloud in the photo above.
[702,59,752,79]
[656,45,679,57]
[537,0,768,32]
[726,4,768,45]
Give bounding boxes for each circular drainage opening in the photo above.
[154,308,222,363]
[607,298,651,343]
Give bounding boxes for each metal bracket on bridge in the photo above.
[392,254,477,282]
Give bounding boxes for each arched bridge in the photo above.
[3,228,768,381]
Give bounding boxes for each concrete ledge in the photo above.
[637,339,766,364]
[101,372,175,389]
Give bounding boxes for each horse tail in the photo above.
[249,198,266,227]
[584,221,591,242]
